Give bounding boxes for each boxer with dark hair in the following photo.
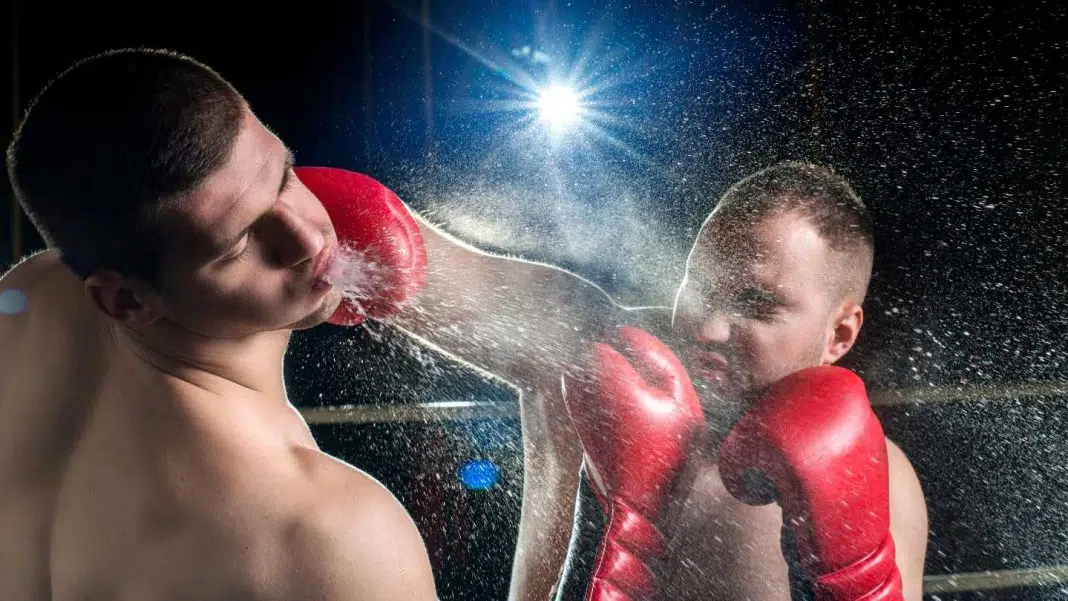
[1,49,435,600]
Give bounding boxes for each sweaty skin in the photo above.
[391,219,624,601]
[397,208,928,601]
[657,211,928,600]
[0,112,437,601]
[651,411,927,601]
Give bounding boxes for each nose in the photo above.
[675,293,732,344]
[260,204,327,269]
[694,310,731,344]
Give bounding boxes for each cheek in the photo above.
[733,325,781,366]
[734,320,814,371]
[672,290,700,328]
[235,271,302,311]
[189,267,291,309]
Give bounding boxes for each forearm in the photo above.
[508,386,585,601]
[508,461,582,601]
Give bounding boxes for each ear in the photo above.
[84,271,162,326]
[822,300,863,364]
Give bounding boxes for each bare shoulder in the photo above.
[884,438,929,601]
[1,249,64,285]
[0,250,92,379]
[885,438,927,513]
[276,451,438,601]
[0,249,87,324]
[1,250,56,321]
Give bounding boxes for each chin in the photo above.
[696,376,754,410]
[290,292,343,331]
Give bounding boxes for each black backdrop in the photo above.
[2,1,1065,598]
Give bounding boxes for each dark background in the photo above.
[2,0,1065,599]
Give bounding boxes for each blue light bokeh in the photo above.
[0,289,28,315]
[459,459,500,491]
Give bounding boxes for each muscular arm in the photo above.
[510,387,585,601]
[392,215,630,601]
[395,214,626,392]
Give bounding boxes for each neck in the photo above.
[109,318,292,400]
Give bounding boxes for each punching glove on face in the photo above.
[295,166,427,326]
[562,326,705,601]
[717,366,903,601]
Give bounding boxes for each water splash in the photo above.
[325,242,396,311]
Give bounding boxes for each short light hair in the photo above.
[713,161,874,301]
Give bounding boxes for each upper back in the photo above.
[0,251,436,601]
[0,250,105,479]
[0,251,110,600]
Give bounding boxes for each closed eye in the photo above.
[733,288,783,317]
[221,232,251,261]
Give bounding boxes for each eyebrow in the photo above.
[736,286,784,305]
[217,147,295,252]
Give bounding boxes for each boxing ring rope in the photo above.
[299,399,518,425]
[297,378,1068,595]
[923,565,1068,593]
[870,379,1068,407]
[298,379,1068,426]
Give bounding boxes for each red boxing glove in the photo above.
[295,166,427,326]
[718,366,903,601]
[562,327,705,601]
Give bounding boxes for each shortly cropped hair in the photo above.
[714,160,874,255]
[714,161,875,300]
[6,47,246,282]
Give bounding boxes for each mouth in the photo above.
[311,243,337,290]
[687,348,729,385]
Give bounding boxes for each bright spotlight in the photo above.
[537,85,581,128]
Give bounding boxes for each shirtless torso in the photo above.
[0,251,436,601]
[652,436,929,601]
[548,309,930,601]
